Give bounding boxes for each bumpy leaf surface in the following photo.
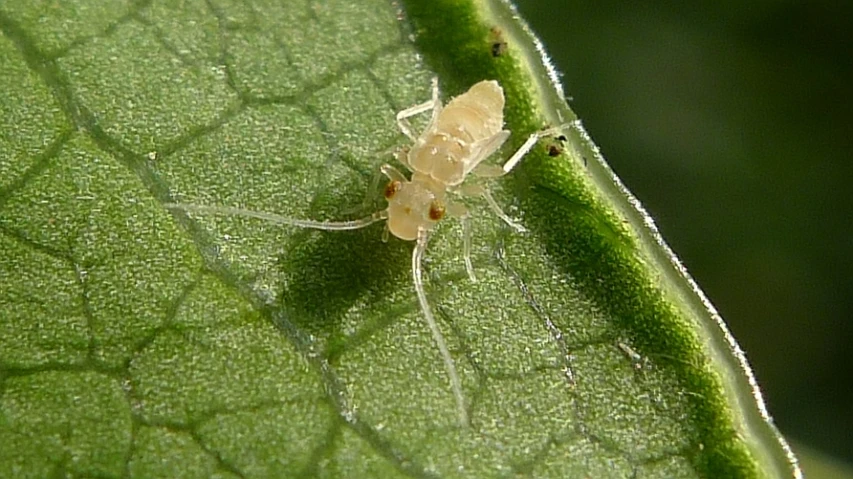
[0,0,798,478]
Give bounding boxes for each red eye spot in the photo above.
[428,201,446,221]
[384,180,402,199]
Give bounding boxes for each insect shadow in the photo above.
[273,212,409,338]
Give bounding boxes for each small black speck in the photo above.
[547,144,562,157]
[491,41,507,57]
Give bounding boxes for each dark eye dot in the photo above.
[384,180,402,199]
[428,201,446,221]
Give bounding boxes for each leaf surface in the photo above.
[0,0,799,478]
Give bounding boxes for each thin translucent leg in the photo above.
[446,202,476,282]
[341,166,386,215]
[394,146,413,171]
[341,163,408,216]
[461,214,476,282]
[165,203,388,230]
[414,228,468,427]
[380,163,408,183]
[396,77,441,140]
[470,162,506,178]
[458,184,527,233]
[501,125,570,174]
[426,76,440,121]
[481,189,526,232]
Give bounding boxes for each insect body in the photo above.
[401,79,509,187]
[167,78,563,427]
[383,171,446,241]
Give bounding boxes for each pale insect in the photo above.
[167,78,563,427]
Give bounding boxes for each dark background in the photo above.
[515,0,853,467]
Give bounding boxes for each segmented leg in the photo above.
[470,162,506,178]
[461,214,476,282]
[480,188,526,232]
[501,125,569,174]
[341,166,386,216]
[446,202,477,282]
[380,163,408,183]
[342,162,411,215]
[458,183,526,233]
[396,77,441,140]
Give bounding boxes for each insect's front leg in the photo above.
[341,161,408,215]
[380,163,407,182]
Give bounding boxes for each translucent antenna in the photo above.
[413,228,468,427]
[165,203,388,231]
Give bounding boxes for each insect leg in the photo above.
[413,227,469,427]
[343,161,411,215]
[446,202,477,282]
[481,188,526,232]
[501,126,568,174]
[341,166,387,215]
[396,77,442,141]
[165,203,388,230]
[394,146,413,171]
[458,183,526,233]
[380,163,408,182]
[461,214,476,282]
[470,162,506,178]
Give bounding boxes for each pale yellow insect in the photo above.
[167,78,563,427]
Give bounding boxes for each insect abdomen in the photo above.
[408,80,506,185]
[435,80,505,143]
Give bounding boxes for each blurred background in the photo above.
[515,0,852,472]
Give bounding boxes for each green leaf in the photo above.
[0,0,799,478]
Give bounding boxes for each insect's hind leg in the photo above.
[413,228,469,427]
[471,124,575,180]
